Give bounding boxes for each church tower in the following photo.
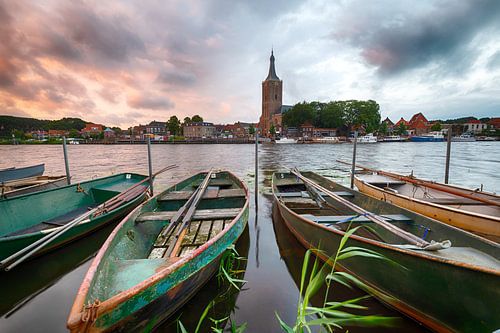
[260,50,282,136]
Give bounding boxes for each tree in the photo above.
[69,129,81,138]
[431,122,442,132]
[283,102,316,127]
[183,117,192,124]
[191,115,203,123]
[319,102,343,128]
[379,121,388,136]
[270,124,276,137]
[395,122,408,135]
[249,124,255,135]
[167,116,181,135]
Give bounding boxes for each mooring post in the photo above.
[147,137,154,195]
[444,127,452,184]
[255,131,259,210]
[63,136,71,185]
[350,130,358,189]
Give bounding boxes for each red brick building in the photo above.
[408,113,430,135]
[259,50,282,136]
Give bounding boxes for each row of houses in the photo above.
[127,121,257,141]
[386,113,499,135]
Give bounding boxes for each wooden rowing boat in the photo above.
[67,170,249,332]
[273,171,500,333]
[353,169,500,241]
[0,173,149,263]
[0,163,45,182]
[1,175,67,199]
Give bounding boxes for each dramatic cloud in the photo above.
[332,0,500,76]
[0,0,499,127]
[127,95,175,111]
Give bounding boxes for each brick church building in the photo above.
[259,50,291,136]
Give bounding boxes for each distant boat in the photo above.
[316,136,340,143]
[275,137,297,144]
[381,135,405,142]
[410,132,444,142]
[0,164,45,183]
[67,170,249,332]
[452,133,476,142]
[351,133,377,143]
[1,175,67,199]
[476,136,496,141]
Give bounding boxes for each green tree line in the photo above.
[0,116,87,138]
[283,100,381,134]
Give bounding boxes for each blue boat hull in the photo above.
[410,137,444,142]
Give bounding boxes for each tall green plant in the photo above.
[177,245,247,333]
[276,226,398,333]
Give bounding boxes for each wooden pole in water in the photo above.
[444,127,452,184]
[350,130,358,189]
[63,136,71,185]
[147,137,153,195]
[255,130,259,210]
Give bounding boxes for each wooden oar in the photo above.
[1,164,177,271]
[337,160,500,207]
[290,168,430,248]
[165,170,214,258]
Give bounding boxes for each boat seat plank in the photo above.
[3,205,95,237]
[158,189,245,202]
[136,208,241,223]
[192,179,234,188]
[300,214,413,223]
[278,191,354,198]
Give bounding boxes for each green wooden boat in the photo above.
[272,171,500,333]
[0,173,149,263]
[67,170,249,332]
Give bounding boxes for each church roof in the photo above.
[265,50,280,81]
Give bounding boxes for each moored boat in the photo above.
[67,170,249,332]
[452,133,476,142]
[409,132,445,142]
[273,170,500,333]
[354,169,500,241]
[0,172,150,265]
[1,175,67,199]
[0,163,45,183]
[275,137,297,144]
[351,133,377,143]
[381,135,405,142]
[315,136,340,144]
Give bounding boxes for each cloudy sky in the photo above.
[1,0,499,127]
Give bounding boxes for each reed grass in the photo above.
[276,225,399,333]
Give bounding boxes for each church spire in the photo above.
[265,49,280,81]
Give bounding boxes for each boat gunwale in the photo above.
[353,175,500,223]
[272,172,500,276]
[67,170,249,330]
[0,172,147,202]
[0,175,67,197]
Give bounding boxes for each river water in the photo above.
[0,142,498,332]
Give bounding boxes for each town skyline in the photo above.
[1,1,499,128]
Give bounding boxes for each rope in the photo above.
[81,299,100,323]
